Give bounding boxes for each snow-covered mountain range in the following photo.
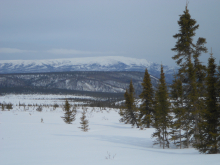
[0,56,175,82]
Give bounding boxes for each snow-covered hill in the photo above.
[0,56,175,82]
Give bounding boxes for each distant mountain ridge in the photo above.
[0,56,176,82]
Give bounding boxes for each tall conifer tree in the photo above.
[195,51,220,154]
[61,99,76,124]
[119,80,139,128]
[172,5,199,72]
[171,4,207,147]
[193,38,208,145]
[194,38,207,93]
[152,65,172,149]
[139,69,154,128]
[217,62,220,98]
[170,74,185,148]
[187,59,200,145]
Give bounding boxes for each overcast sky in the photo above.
[0,0,219,66]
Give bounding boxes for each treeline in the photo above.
[0,102,60,111]
[0,87,124,99]
[119,5,220,154]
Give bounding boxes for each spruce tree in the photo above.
[195,52,220,154]
[172,5,207,85]
[187,59,200,145]
[64,99,70,111]
[171,4,207,147]
[171,59,199,148]
[61,99,76,124]
[170,74,185,148]
[119,80,139,128]
[139,68,154,129]
[1,104,5,111]
[194,38,207,92]
[79,108,89,132]
[152,65,172,149]
[217,61,220,98]
[193,37,208,143]
[172,5,199,71]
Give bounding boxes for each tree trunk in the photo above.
[129,108,139,128]
[163,129,165,149]
[186,130,189,148]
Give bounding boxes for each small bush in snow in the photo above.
[6,103,13,111]
[105,152,116,160]
[36,106,43,112]
[79,109,89,132]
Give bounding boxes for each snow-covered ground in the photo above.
[1,94,219,165]
[0,94,96,106]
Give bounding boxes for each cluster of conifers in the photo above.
[119,5,220,154]
[62,99,89,132]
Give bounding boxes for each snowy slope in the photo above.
[0,56,152,70]
[0,56,176,83]
[1,94,219,165]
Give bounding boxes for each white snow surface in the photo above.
[1,94,219,165]
[0,94,95,106]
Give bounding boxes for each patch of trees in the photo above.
[61,99,89,132]
[0,102,13,111]
[0,102,62,111]
[119,5,220,154]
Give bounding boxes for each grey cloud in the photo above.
[0,47,122,56]
[0,0,219,66]
[0,48,35,53]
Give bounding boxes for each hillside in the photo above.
[0,71,159,95]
